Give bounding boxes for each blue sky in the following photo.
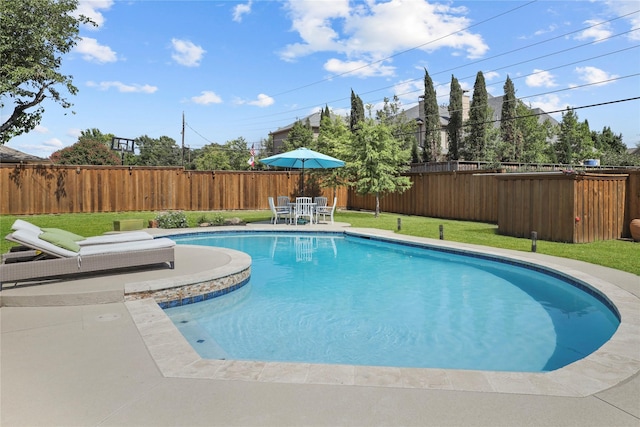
[5,0,640,158]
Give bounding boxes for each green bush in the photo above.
[155,211,188,229]
[196,213,225,226]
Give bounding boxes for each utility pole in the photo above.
[181,112,185,167]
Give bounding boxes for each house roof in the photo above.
[487,94,559,126]
[271,111,324,134]
[271,93,559,136]
[628,146,640,156]
[0,145,50,164]
[403,104,449,126]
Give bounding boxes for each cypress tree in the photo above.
[447,75,463,160]
[423,68,441,162]
[350,89,365,133]
[465,71,490,161]
[500,75,523,161]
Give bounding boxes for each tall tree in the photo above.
[376,95,415,153]
[349,89,365,133]
[320,104,331,122]
[463,71,491,161]
[225,137,253,170]
[341,112,412,217]
[50,139,121,165]
[555,108,593,164]
[422,68,441,162]
[194,143,231,170]
[517,102,556,164]
[500,75,524,161]
[282,119,314,152]
[316,113,351,198]
[447,75,463,160]
[592,126,626,155]
[0,0,93,143]
[78,128,115,147]
[134,135,181,166]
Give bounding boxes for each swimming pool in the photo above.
[166,231,619,372]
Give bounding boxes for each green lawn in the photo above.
[1,210,638,276]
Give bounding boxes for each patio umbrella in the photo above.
[259,147,345,195]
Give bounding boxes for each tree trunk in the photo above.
[375,192,380,217]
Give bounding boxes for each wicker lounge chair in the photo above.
[1,227,175,285]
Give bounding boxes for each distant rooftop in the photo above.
[0,145,50,164]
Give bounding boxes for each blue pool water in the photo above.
[166,232,619,372]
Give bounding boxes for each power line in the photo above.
[234,9,639,128]
[187,6,640,142]
[269,0,539,98]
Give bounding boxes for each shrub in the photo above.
[210,213,225,225]
[196,213,225,226]
[155,211,188,229]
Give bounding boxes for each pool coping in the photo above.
[126,227,640,397]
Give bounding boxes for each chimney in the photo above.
[462,93,470,121]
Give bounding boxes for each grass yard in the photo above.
[1,210,638,276]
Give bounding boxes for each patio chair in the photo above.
[293,197,314,225]
[277,196,291,210]
[316,196,337,224]
[1,227,175,285]
[268,197,290,224]
[314,196,328,211]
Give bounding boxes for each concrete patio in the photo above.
[1,223,638,426]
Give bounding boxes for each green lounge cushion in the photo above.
[41,228,85,242]
[38,231,81,252]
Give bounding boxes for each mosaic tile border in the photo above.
[125,267,250,308]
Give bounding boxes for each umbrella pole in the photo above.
[301,160,305,196]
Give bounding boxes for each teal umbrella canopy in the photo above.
[260,147,345,195]
[260,147,344,169]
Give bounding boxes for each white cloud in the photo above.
[527,94,565,116]
[235,94,275,107]
[87,81,158,93]
[484,71,500,81]
[525,69,557,88]
[191,91,223,105]
[604,0,640,41]
[67,128,82,138]
[393,79,424,104]
[171,39,206,67]
[575,66,619,86]
[75,0,113,29]
[43,138,65,149]
[248,94,275,107]
[575,20,612,43]
[324,58,395,78]
[233,1,252,22]
[534,24,558,37]
[34,125,49,134]
[279,0,488,73]
[75,37,117,63]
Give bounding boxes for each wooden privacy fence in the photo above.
[0,164,347,215]
[348,170,499,223]
[2,164,638,242]
[496,173,629,243]
[347,169,640,242]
